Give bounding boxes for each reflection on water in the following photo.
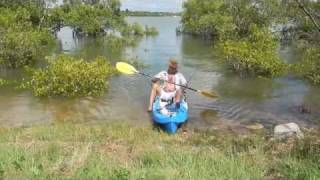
[200,109,219,124]
[0,16,319,129]
[217,75,275,100]
[57,27,78,52]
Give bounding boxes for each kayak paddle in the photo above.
[116,62,218,99]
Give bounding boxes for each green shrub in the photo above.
[0,79,8,86]
[121,23,145,36]
[0,7,31,28]
[145,26,159,36]
[0,27,54,68]
[105,35,139,50]
[63,3,124,36]
[0,7,55,68]
[181,0,278,39]
[182,0,235,38]
[105,35,126,49]
[66,5,106,36]
[131,23,144,36]
[24,55,116,97]
[121,23,158,37]
[293,48,320,85]
[46,6,68,31]
[217,26,286,77]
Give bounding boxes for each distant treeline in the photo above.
[122,10,181,17]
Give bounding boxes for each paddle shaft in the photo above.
[138,72,199,92]
[116,62,217,98]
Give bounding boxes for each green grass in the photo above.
[0,122,319,179]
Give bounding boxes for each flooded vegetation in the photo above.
[0,0,319,179]
[22,55,116,97]
[1,16,318,128]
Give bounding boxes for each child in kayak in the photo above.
[148,58,187,112]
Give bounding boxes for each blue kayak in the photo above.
[152,98,188,134]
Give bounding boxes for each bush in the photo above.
[0,7,31,28]
[293,48,320,85]
[121,23,158,37]
[217,26,286,77]
[0,27,54,68]
[0,7,54,68]
[131,23,144,36]
[105,35,127,50]
[65,4,107,36]
[0,4,46,27]
[145,26,159,36]
[105,35,139,50]
[63,3,125,36]
[46,6,67,32]
[24,55,116,97]
[182,0,235,38]
[0,78,8,86]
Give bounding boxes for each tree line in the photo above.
[0,0,158,69]
[181,0,320,85]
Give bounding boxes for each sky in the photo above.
[55,0,184,12]
[120,0,185,12]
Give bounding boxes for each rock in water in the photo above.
[274,123,304,139]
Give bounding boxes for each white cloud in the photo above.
[120,0,185,12]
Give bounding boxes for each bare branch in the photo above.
[294,0,320,32]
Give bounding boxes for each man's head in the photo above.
[167,58,178,75]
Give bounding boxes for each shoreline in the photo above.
[0,122,319,179]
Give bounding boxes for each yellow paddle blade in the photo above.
[116,62,138,75]
[199,90,219,99]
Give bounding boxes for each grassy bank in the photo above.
[0,122,319,180]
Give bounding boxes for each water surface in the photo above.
[0,16,319,129]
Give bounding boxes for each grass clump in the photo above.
[0,123,319,179]
[23,55,116,97]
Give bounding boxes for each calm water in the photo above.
[0,16,319,129]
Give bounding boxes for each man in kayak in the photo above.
[148,58,187,112]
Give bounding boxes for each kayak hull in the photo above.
[152,98,188,134]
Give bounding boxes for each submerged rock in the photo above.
[274,123,304,139]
